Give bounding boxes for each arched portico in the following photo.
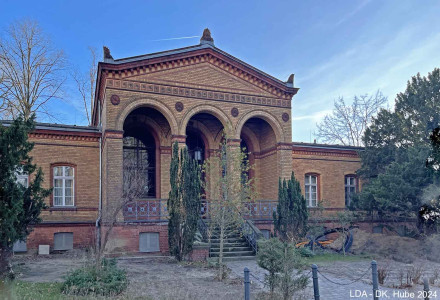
[116,97,179,135]
[237,113,286,199]
[179,104,232,137]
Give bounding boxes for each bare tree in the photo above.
[72,47,97,124]
[316,90,387,146]
[96,149,149,267]
[0,19,66,120]
[203,132,257,279]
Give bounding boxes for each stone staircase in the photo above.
[209,226,255,262]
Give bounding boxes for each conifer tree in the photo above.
[167,142,201,261]
[273,172,308,241]
[0,115,50,277]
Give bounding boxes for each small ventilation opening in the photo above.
[54,232,73,250]
[13,240,27,252]
[139,232,160,252]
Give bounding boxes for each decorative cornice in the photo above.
[99,50,297,99]
[171,134,186,143]
[29,129,100,142]
[292,145,360,158]
[106,79,290,108]
[103,129,123,140]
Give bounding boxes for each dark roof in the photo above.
[0,120,101,133]
[104,43,290,88]
[292,142,364,151]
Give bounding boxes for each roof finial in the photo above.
[103,46,114,62]
[200,28,214,45]
[286,74,294,87]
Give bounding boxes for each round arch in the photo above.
[186,119,216,150]
[179,104,232,136]
[116,97,178,134]
[235,110,285,142]
[240,126,261,153]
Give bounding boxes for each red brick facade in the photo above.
[13,32,362,255]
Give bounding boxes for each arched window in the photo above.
[305,173,319,207]
[123,132,155,198]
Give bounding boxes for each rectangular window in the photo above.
[53,232,73,250]
[13,239,27,253]
[345,176,357,207]
[53,166,74,206]
[139,232,160,252]
[16,174,29,188]
[305,174,318,207]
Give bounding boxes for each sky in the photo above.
[1,0,440,142]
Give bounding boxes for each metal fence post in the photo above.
[424,278,430,300]
[312,264,320,300]
[244,267,250,300]
[371,260,379,300]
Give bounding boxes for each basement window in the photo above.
[53,232,73,250]
[13,239,27,252]
[139,232,159,253]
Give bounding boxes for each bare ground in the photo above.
[11,254,262,300]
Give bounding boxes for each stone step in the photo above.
[215,256,256,262]
[210,246,252,252]
[210,237,246,243]
[210,250,254,257]
[210,242,248,247]
[210,234,242,239]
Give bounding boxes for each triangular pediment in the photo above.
[124,62,276,97]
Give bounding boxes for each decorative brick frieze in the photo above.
[30,130,100,142]
[106,79,290,108]
[292,146,359,158]
[99,50,297,100]
[103,129,124,139]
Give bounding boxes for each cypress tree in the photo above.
[273,172,308,241]
[167,142,201,261]
[0,115,51,277]
[168,142,181,259]
[181,147,201,257]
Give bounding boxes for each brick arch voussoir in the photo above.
[179,104,233,137]
[116,97,178,135]
[236,110,285,143]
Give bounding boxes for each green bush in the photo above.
[257,238,309,300]
[298,247,315,258]
[62,259,127,296]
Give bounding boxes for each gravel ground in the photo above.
[10,253,440,299]
[227,258,440,300]
[11,254,262,300]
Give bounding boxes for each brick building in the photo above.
[9,29,362,254]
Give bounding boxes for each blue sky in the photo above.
[1,0,440,142]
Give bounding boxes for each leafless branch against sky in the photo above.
[316,90,387,146]
[0,19,66,120]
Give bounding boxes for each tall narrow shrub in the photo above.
[167,142,201,261]
[273,172,308,241]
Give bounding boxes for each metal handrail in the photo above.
[234,205,265,253]
[197,217,210,242]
